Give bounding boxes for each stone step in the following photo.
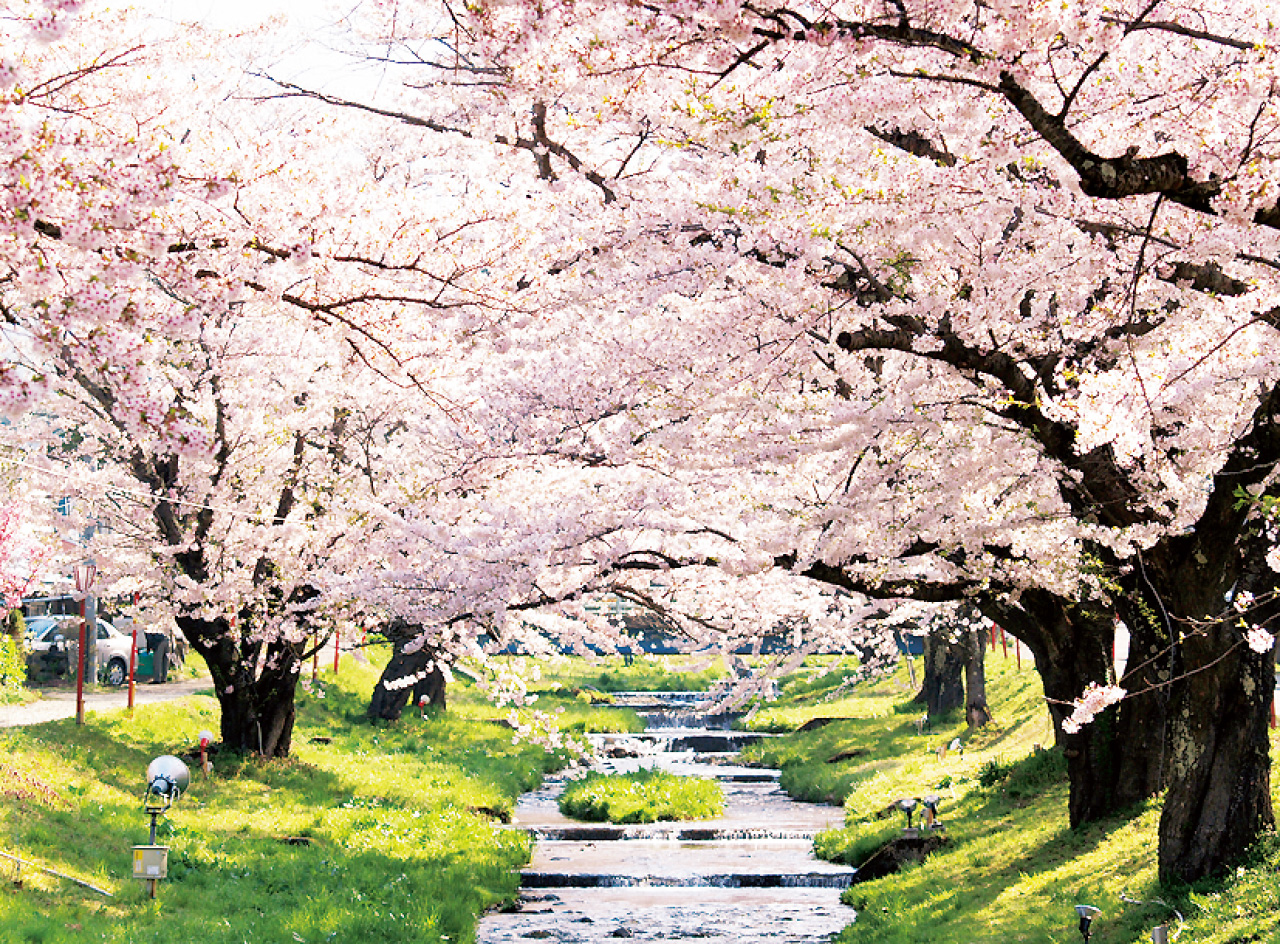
[591,731,770,753]
[526,826,826,842]
[520,871,856,889]
[479,886,856,944]
[527,838,853,881]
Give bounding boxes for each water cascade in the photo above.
[477,691,857,943]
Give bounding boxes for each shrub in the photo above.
[1002,747,1068,799]
[0,635,25,702]
[977,757,1012,787]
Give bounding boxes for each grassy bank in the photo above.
[741,651,1280,944]
[0,661,579,944]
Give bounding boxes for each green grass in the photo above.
[512,654,728,694]
[8,647,1280,944]
[558,769,724,824]
[743,650,1280,943]
[0,660,584,944]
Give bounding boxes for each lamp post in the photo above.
[1075,905,1101,943]
[897,797,918,834]
[73,561,96,726]
[136,755,189,899]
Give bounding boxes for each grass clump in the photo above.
[559,769,724,823]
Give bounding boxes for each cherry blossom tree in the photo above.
[259,0,1280,881]
[12,0,1278,882]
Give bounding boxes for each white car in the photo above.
[26,615,141,686]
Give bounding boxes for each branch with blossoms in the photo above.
[727,3,1280,229]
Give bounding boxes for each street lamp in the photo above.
[1075,904,1101,942]
[921,794,941,830]
[897,797,918,832]
[135,755,189,899]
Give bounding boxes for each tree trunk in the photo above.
[179,614,303,758]
[1130,528,1278,883]
[1157,619,1274,882]
[913,628,965,717]
[963,626,992,728]
[368,626,448,722]
[985,589,1167,827]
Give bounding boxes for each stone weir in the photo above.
[477,692,857,944]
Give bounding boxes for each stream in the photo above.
[478,692,857,943]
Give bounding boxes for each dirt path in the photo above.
[0,677,214,728]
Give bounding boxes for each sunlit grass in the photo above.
[0,659,566,944]
[6,647,1280,944]
[514,653,728,694]
[744,650,1280,943]
[558,769,724,824]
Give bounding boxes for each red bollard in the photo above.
[127,622,138,711]
[199,730,213,779]
[75,605,87,726]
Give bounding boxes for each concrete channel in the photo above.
[477,692,857,943]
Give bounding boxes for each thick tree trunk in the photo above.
[179,614,303,758]
[1130,531,1278,883]
[368,626,448,722]
[912,628,965,717]
[985,590,1167,827]
[963,627,992,728]
[1158,620,1274,883]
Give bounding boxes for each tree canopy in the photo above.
[3,0,1279,882]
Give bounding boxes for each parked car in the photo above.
[26,616,141,686]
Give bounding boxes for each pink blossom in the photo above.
[1061,684,1127,735]
[1245,626,1275,654]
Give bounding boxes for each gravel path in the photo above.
[0,677,214,728]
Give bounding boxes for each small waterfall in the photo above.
[520,872,857,889]
[479,690,856,943]
[529,826,827,842]
[635,710,739,729]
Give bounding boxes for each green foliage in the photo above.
[0,634,25,703]
[814,819,903,868]
[776,657,862,700]
[976,757,1012,787]
[558,769,724,824]
[1000,747,1067,799]
[586,660,726,693]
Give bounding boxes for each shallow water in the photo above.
[477,695,857,943]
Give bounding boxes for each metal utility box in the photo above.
[132,845,168,880]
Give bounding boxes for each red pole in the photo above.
[75,598,86,725]
[127,621,138,711]
[990,625,997,650]
[1271,700,1276,730]
[1001,628,1008,659]
[332,627,340,674]
[1016,637,1022,670]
